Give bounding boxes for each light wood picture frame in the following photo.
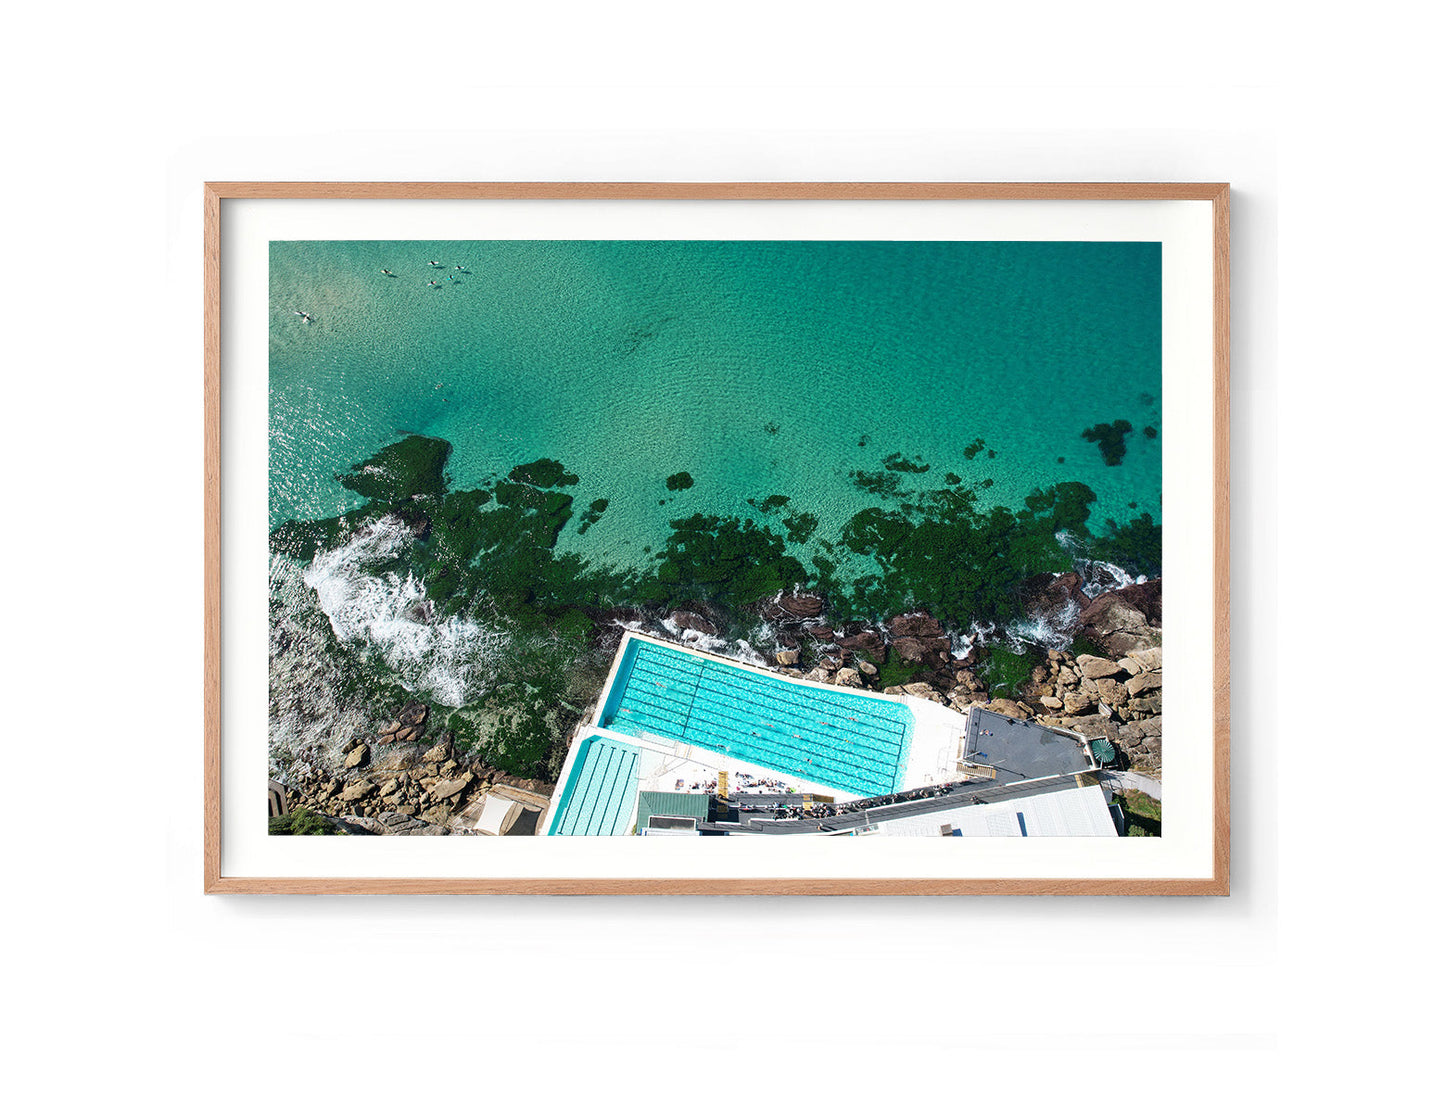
[205,182,1229,894]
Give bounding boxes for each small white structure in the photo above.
[476,793,524,836]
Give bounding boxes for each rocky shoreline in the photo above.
[276,571,1163,834]
[280,700,555,835]
[604,572,1163,777]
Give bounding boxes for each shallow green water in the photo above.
[269,240,1161,577]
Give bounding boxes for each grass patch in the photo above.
[269,807,343,836]
[1116,789,1161,837]
[876,658,927,690]
[978,646,1039,697]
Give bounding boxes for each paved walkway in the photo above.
[706,774,1085,835]
[1100,770,1162,800]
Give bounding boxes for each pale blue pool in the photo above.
[600,639,913,796]
[547,734,639,835]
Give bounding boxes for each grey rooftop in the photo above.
[963,708,1094,784]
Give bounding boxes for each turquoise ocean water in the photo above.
[269,240,1161,577]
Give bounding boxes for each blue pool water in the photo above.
[547,734,639,836]
[600,639,913,797]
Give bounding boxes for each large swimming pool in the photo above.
[600,638,913,797]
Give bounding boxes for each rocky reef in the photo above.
[279,699,554,835]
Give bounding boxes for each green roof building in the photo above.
[634,791,711,835]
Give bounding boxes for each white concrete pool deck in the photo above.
[545,632,977,832]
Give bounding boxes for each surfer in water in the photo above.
[381,268,395,277]
[291,310,313,323]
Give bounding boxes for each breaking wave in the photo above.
[1055,529,1146,598]
[658,615,768,666]
[1002,600,1079,653]
[269,554,373,779]
[300,516,511,708]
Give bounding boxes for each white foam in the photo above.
[268,554,374,778]
[657,615,769,666]
[1079,559,1144,599]
[1003,599,1079,652]
[300,516,510,708]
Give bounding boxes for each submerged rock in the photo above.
[837,627,886,660]
[887,612,945,640]
[764,592,826,621]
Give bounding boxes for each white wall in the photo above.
[2,1,1433,1107]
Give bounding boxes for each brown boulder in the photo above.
[837,628,886,659]
[1063,691,1094,715]
[1126,671,1163,697]
[984,698,1031,719]
[671,610,718,636]
[902,682,945,704]
[768,593,825,620]
[1126,647,1163,672]
[373,749,419,772]
[775,649,800,666]
[1113,579,1162,624]
[892,636,928,663]
[343,743,370,769]
[1095,678,1129,706]
[431,773,475,801]
[1075,654,1123,680]
[887,612,945,640]
[1121,716,1163,739]
[1130,692,1163,716]
[1079,595,1160,657]
[1051,713,1119,741]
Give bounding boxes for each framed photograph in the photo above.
[205,182,1228,894]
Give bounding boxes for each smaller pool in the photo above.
[547,734,639,836]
